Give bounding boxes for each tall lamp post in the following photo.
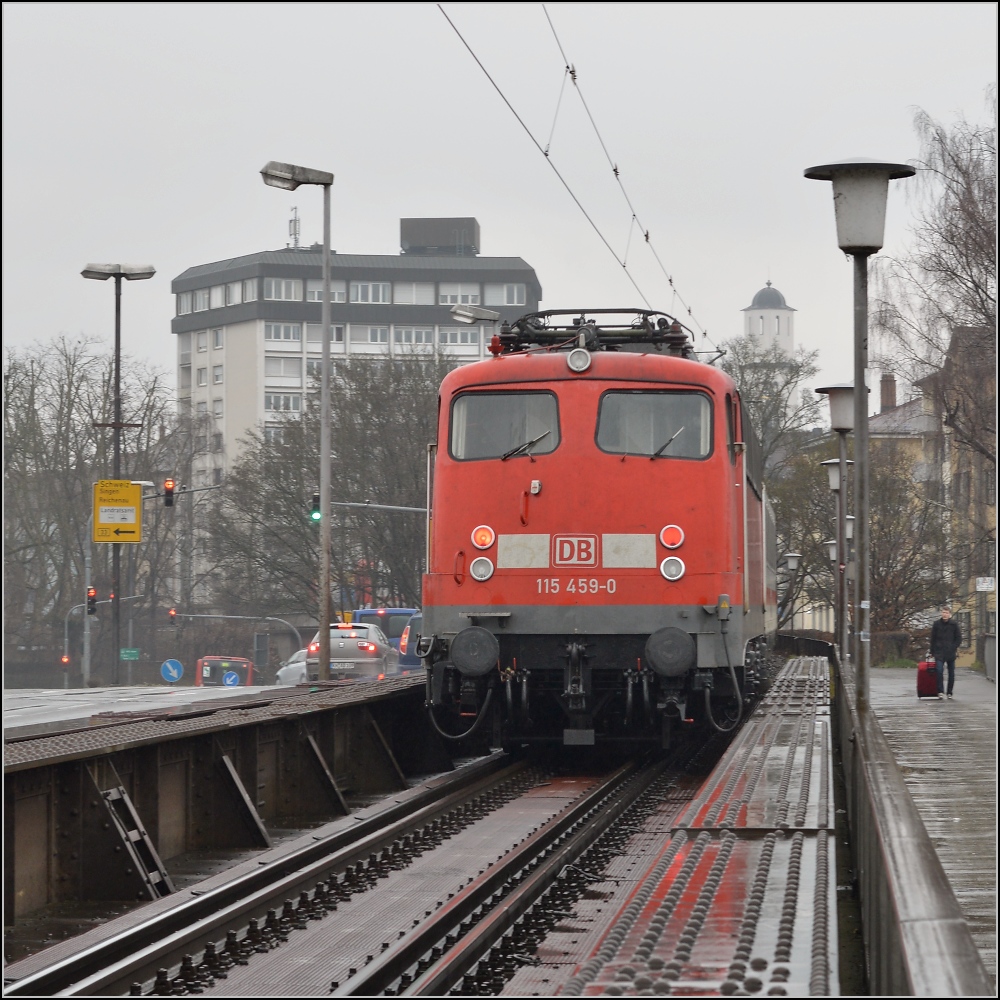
[261,161,335,680]
[781,552,801,630]
[817,385,856,661]
[82,263,156,684]
[805,158,914,711]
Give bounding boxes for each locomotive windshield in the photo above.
[596,390,712,458]
[450,391,560,460]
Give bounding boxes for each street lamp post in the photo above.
[261,161,335,680]
[817,385,856,662]
[781,552,801,629]
[82,263,155,685]
[805,158,914,711]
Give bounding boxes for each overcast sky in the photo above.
[2,2,995,404]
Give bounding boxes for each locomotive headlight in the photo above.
[566,348,592,373]
[659,556,685,581]
[659,524,684,549]
[470,556,494,581]
[471,524,496,549]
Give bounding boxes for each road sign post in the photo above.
[93,480,143,543]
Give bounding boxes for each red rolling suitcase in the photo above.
[917,659,938,698]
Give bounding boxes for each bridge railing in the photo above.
[777,633,992,995]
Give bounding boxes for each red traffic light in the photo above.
[168,607,177,621]
[164,478,176,507]
[87,586,97,615]
[60,654,70,666]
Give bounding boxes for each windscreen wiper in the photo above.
[651,426,685,459]
[501,430,551,461]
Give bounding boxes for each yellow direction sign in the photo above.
[93,480,143,543]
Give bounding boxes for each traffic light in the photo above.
[87,587,97,616]
[60,654,70,667]
[168,607,177,624]
[310,492,322,522]
[164,478,175,507]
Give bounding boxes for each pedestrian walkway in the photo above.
[869,665,997,987]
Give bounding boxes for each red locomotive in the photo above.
[420,309,776,747]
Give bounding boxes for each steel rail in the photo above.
[332,757,659,998]
[5,754,518,997]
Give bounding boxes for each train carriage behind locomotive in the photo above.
[419,309,777,746]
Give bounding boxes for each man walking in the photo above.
[930,606,962,700]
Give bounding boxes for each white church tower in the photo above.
[742,280,795,355]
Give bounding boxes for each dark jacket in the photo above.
[930,617,962,659]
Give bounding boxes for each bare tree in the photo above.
[873,90,996,466]
[209,353,451,618]
[4,337,206,681]
[720,335,822,480]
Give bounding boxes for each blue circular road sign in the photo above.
[222,671,241,687]
[161,658,184,683]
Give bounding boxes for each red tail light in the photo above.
[400,626,410,655]
[308,641,319,654]
[358,641,377,653]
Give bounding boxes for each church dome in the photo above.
[745,280,794,311]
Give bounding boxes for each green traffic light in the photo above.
[310,509,322,521]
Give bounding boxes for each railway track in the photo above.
[4,751,527,996]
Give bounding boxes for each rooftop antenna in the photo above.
[288,206,300,249]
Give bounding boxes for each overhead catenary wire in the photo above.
[540,4,721,352]
[437,4,653,311]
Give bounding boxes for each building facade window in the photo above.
[484,283,526,307]
[212,433,223,453]
[265,323,302,342]
[395,327,434,344]
[213,329,224,349]
[393,282,435,305]
[264,278,303,301]
[350,281,391,304]
[213,468,224,485]
[264,426,285,445]
[439,282,480,305]
[213,399,223,418]
[265,393,301,412]
[306,323,345,344]
[210,285,225,309]
[226,281,242,306]
[178,331,192,363]
[197,367,208,386]
[197,331,208,352]
[177,292,192,315]
[265,357,302,380]
[194,289,211,312]
[439,326,480,345]
[243,278,258,302]
[350,325,389,344]
[213,365,223,384]
[306,279,347,302]
[179,366,192,389]
[196,400,208,414]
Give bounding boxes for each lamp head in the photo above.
[82,264,155,281]
[804,158,915,254]
[450,304,501,325]
[782,552,801,572]
[815,383,857,431]
[261,160,334,190]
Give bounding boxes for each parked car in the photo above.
[350,608,417,652]
[275,648,308,685]
[398,613,423,673]
[194,656,256,687]
[306,622,399,679]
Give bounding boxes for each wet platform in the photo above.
[869,666,997,987]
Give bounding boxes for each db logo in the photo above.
[553,534,598,566]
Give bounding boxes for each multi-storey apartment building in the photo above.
[170,218,542,484]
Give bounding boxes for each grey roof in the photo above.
[742,281,796,311]
[174,249,536,284]
[868,396,939,436]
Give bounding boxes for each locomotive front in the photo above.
[421,310,775,747]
